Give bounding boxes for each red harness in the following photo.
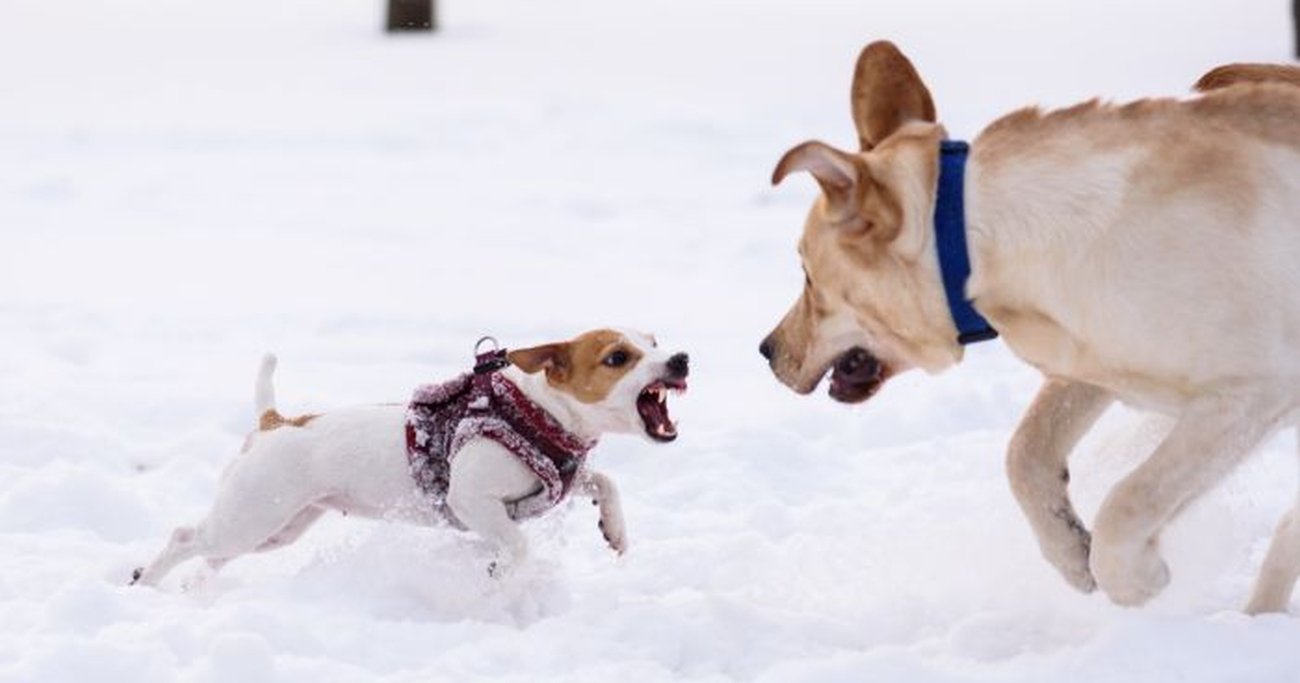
[405,349,595,523]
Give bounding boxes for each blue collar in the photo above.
[934,140,997,345]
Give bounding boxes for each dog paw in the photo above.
[1091,539,1170,606]
[129,567,144,586]
[598,517,626,555]
[1043,531,1096,594]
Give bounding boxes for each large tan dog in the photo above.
[759,43,1300,613]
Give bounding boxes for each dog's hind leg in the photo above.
[134,503,325,587]
[195,504,329,578]
[1091,390,1286,607]
[1244,425,1300,614]
[1007,379,1112,593]
[251,504,327,553]
[134,482,328,587]
[131,524,205,586]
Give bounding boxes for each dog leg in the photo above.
[132,525,204,586]
[1244,426,1300,614]
[134,487,328,587]
[1007,379,1112,593]
[251,504,328,553]
[582,470,627,554]
[138,505,327,588]
[1091,390,1285,606]
[447,441,535,575]
[447,488,528,575]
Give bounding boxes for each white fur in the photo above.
[134,333,680,586]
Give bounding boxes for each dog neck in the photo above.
[498,366,602,443]
[934,140,998,346]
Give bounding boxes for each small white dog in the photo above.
[133,329,688,586]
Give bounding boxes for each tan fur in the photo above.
[509,329,644,404]
[258,409,319,432]
[1196,63,1300,92]
[762,44,949,390]
[768,121,952,388]
[979,88,1300,166]
[851,41,936,150]
[763,43,1300,613]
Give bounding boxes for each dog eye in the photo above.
[603,350,629,368]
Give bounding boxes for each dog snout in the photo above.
[758,335,776,364]
[666,352,689,378]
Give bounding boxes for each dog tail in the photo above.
[254,353,278,416]
[1195,63,1300,92]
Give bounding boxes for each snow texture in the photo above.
[2,0,1299,681]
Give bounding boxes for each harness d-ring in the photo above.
[474,336,500,355]
[473,336,510,375]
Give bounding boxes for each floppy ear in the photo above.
[850,41,936,150]
[507,343,571,382]
[771,140,899,238]
[771,140,862,221]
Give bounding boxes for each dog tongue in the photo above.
[637,385,677,441]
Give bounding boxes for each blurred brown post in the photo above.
[1293,0,1299,58]
[387,0,436,32]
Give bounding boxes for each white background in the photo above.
[2,1,1298,680]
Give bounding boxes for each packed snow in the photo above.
[2,0,1299,681]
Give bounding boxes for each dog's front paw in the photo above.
[598,516,626,555]
[1091,538,1170,606]
[1043,529,1097,594]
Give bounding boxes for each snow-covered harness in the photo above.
[404,343,596,523]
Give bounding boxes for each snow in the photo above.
[2,0,1299,680]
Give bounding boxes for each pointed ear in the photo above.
[771,140,862,220]
[850,41,936,150]
[507,343,571,382]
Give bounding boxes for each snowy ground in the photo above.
[3,0,1299,680]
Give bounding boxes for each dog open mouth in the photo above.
[827,347,887,404]
[637,378,686,442]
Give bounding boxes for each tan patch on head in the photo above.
[258,409,319,432]
[509,329,644,404]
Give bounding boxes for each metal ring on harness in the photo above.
[473,336,510,375]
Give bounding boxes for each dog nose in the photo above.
[666,352,689,378]
[759,336,776,362]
